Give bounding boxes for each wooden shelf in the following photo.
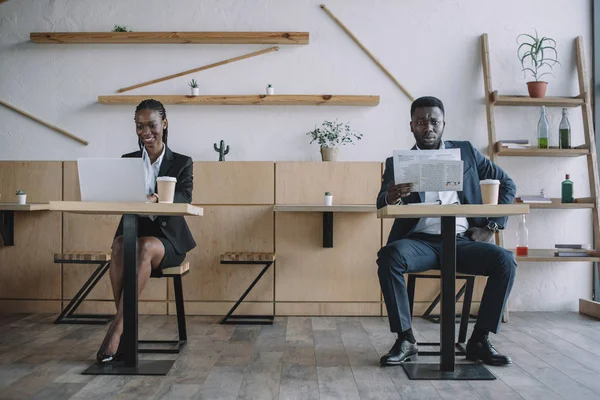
[30,31,309,45]
[98,95,380,106]
[510,249,600,262]
[493,95,584,107]
[517,198,595,209]
[274,205,376,212]
[0,203,50,211]
[495,142,589,157]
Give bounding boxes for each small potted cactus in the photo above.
[15,189,26,205]
[213,140,230,161]
[266,84,275,95]
[188,79,200,96]
[324,191,333,206]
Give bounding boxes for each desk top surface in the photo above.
[48,201,203,216]
[378,204,529,218]
[273,204,376,212]
[0,203,51,211]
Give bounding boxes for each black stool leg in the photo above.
[173,275,187,343]
[458,276,475,344]
[407,274,416,316]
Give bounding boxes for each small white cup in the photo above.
[156,177,177,203]
[480,179,500,205]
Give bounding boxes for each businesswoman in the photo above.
[96,99,197,363]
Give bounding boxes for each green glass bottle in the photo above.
[561,174,574,203]
[559,108,571,149]
[537,106,549,149]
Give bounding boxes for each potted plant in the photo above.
[324,191,333,206]
[112,25,132,32]
[517,31,560,98]
[266,84,275,95]
[15,189,26,205]
[188,79,200,96]
[306,120,363,161]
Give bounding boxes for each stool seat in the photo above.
[409,270,474,277]
[221,252,276,262]
[151,262,190,278]
[54,251,111,262]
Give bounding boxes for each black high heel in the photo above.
[96,335,124,364]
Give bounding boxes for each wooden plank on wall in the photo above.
[276,302,380,316]
[276,162,381,205]
[0,161,63,202]
[172,301,272,316]
[0,300,62,313]
[193,162,274,204]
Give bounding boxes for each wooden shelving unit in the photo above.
[30,31,309,45]
[510,249,600,263]
[481,33,600,319]
[495,143,589,157]
[97,94,380,106]
[518,198,595,209]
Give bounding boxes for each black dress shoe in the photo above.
[380,338,418,366]
[466,336,512,366]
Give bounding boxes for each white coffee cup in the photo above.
[480,179,500,205]
[156,177,177,203]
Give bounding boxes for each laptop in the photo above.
[77,158,148,202]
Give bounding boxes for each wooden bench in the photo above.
[140,261,190,354]
[53,251,114,325]
[220,252,276,325]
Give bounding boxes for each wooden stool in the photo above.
[407,271,476,355]
[139,262,190,354]
[220,252,276,325]
[53,251,113,325]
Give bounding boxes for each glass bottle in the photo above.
[559,108,571,149]
[537,106,549,149]
[516,214,529,256]
[561,174,574,203]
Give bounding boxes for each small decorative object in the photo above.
[516,214,529,256]
[324,191,333,206]
[112,25,132,32]
[537,106,549,149]
[561,174,574,203]
[517,30,559,98]
[306,120,363,162]
[214,140,230,161]
[559,108,571,149]
[15,189,26,205]
[188,79,200,96]
[266,84,275,95]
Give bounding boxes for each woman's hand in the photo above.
[146,193,159,203]
[386,182,413,204]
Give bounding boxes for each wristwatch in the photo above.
[486,221,504,232]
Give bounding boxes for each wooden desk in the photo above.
[378,204,529,380]
[0,203,51,246]
[274,204,376,247]
[49,201,203,376]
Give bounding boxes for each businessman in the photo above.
[377,96,517,367]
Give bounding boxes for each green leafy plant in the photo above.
[188,79,199,89]
[517,30,559,82]
[306,120,362,148]
[325,192,331,196]
[112,25,132,32]
[15,189,25,195]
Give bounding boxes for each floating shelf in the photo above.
[495,142,589,157]
[516,198,595,209]
[510,249,600,262]
[98,95,380,106]
[30,31,309,45]
[492,94,584,107]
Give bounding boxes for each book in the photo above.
[555,244,592,249]
[555,251,592,257]
[516,196,552,204]
[498,139,530,145]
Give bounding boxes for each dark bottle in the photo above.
[561,174,574,203]
[559,108,571,149]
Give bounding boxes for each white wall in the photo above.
[0,0,594,311]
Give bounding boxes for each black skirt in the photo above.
[137,217,186,269]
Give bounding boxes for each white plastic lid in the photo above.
[480,179,500,185]
[157,176,177,182]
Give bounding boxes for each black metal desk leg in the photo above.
[0,211,15,246]
[440,216,457,372]
[323,212,333,248]
[122,213,139,367]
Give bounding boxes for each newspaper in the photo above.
[393,149,463,192]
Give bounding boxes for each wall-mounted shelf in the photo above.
[495,142,589,157]
[510,249,600,262]
[98,95,380,106]
[491,93,584,108]
[517,198,595,209]
[30,31,309,45]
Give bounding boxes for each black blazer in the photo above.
[114,146,197,254]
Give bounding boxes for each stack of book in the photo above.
[498,139,530,149]
[515,195,552,204]
[554,244,593,257]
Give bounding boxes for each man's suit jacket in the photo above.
[377,140,516,245]
[114,146,197,254]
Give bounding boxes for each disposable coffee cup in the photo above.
[156,177,177,203]
[480,179,500,205]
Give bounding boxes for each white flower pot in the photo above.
[266,86,275,95]
[320,147,339,161]
[17,194,26,205]
[191,88,200,96]
[324,195,333,206]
